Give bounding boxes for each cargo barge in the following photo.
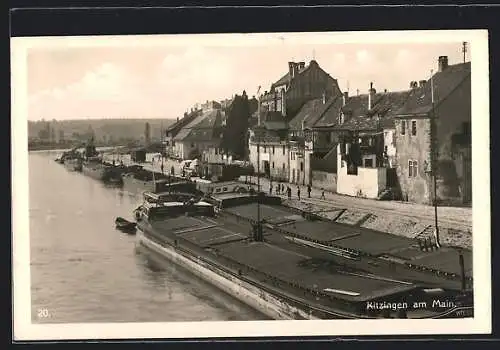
[63,157,83,172]
[121,165,192,194]
[134,191,474,320]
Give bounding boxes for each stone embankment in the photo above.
[240,175,472,251]
[281,198,472,250]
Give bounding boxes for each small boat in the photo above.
[115,217,137,233]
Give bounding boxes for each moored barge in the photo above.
[134,191,474,320]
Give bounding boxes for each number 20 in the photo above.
[37,308,50,318]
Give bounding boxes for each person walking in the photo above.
[297,186,301,201]
[281,183,284,193]
[269,183,273,195]
[287,186,292,199]
[276,183,280,195]
[320,188,326,200]
[307,184,311,198]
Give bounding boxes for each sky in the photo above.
[26,33,470,121]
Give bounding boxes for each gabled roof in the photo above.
[288,97,338,131]
[173,109,222,142]
[395,62,471,117]
[335,91,412,131]
[313,96,345,128]
[270,60,320,90]
[166,109,202,133]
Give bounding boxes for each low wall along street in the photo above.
[337,166,387,199]
[311,171,337,192]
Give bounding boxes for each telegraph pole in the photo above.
[430,69,440,248]
[462,42,468,63]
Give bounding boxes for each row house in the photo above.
[249,59,341,182]
[258,59,339,121]
[248,113,289,181]
[167,107,224,160]
[334,85,411,198]
[393,56,471,205]
[288,93,341,185]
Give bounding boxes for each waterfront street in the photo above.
[239,175,472,232]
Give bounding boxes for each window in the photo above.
[283,163,286,170]
[190,142,195,148]
[401,121,406,135]
[364,158,373,167]
[411,120,417,136]
[272,146,275,155]
[282,145,285,155]
[272,162,275,169]
[263,146,267,153]
[300,162,304,172]
[408,160,418,177]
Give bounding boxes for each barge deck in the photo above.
[136,193,473,319]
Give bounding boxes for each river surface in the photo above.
[28,151,266,323]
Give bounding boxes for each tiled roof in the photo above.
[335,91,412,131]
[166,110,201,133]
[264,121,288,130]
[173,109,222,142]
[288,98,335,130]
[313,96,344,128]
[395,62,471,117]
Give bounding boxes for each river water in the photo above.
[28,151,266,323]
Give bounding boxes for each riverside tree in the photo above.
[221,91,251,159]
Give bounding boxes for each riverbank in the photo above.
[98,152,472,250]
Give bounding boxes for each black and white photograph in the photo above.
[11,30,490,340]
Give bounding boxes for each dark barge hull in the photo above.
[82,163,124,183]
[135,198,473,320]
[122,174,197,195]
[63,159,82,172]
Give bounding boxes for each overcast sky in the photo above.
[26,33,469,121]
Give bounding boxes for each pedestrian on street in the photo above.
[276,183,280,195]
[307,184,311,198]
[269,183,273,195]
[287,186,292,199]
[297,186,301,200]
[281,183,284,193]
[160,163,164,174]
[321,188,325,200]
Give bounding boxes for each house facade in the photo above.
[331,83,411,198]
[249,59,341,183]
[248,124,289,182]
[394,56,471,205]
[170,108,224,160]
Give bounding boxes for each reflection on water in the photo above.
[29,152,266,323]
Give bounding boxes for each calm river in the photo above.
[28,151,266,323]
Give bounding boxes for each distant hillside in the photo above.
[28,118,176,145]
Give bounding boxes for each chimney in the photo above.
[419,80,427,88]
[368,82,374,110]
[288,62,297,78]
[384,89,388,93]
[343,91,349,106]
[298,61,305,70]
[438,56,448,72]
[356,89,359,96]
[410,81,418,89]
